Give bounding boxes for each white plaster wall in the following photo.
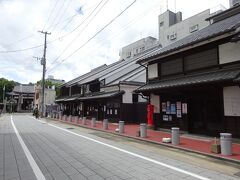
[121,85,136,103]
[219,42,240,64]
[138,95,147,103]
[101,85,119,92]
[148,63,158,79]
[223,86,240,116]
[44,89,56,105]
[150,94,160,113]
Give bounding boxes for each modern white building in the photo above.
[157,3,231,47]
[119,36,158,60]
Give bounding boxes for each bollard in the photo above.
[91,118,96,127]
[171,127,180,145]
[63,115,66,121]
[119,121,125,134]
[82,117,87,125]
[74,116,78,123]
[103,119,108,130]
[59,114,62,120]
[220,133,232,155]
[140,123,147,138]
[50,113,53,118]
[68,115,72,122]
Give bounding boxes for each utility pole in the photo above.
[38,31,51,117]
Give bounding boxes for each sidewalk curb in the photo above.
[45,117,240,165]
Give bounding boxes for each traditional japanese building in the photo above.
[7,84,35,112]
[136,5,240,138]
[56,38,159,123]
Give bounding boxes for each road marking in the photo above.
[44,122,210,180]
[11,116,46,180]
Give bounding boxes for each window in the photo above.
[184,48,218,71]
[132,94,138,103]
[161,58,183,76]
[127,52,131,58]
[169,33,177,40]
[189,24,199,33]
[160,21,164,27]
[140,47,145,52]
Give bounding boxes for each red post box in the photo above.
[147,104,154,128]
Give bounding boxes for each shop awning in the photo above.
[77,90,125,101]
[136,68,240,92]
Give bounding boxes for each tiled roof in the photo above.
[137,13,240,64]
[13,85,35,93]
[55,91,125,102]
[78,91,124,101]
[135,68,240,92]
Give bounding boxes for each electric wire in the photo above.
[47,0,67,31]
[47,0,110,70]
[42,0,59,31]
[77,2,160,61]
[47,0,137,73]
[0,1,104,54]
[50,0,73,32]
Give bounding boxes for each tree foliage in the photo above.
[0,78,17,102]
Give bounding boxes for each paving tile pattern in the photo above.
[1,115,239,180]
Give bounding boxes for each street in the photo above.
[0,114,239,180]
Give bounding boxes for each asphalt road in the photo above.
[0,114,239,180]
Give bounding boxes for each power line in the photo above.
[0,1,105,54]
[3,34,35,48]
[47,0,109,69]
[78,3,160,60]
[47,0,137,73]
[50,0,73,32]
[0,44,44,53]
[42,0,59,31]
[47,0,67,31]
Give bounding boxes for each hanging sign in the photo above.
[170,104,176,114]
[182,103,188,114]
[162,102,166,112]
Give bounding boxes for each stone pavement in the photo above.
[1,114,240,180]
[57,116,240,163]
[0,115,36,180]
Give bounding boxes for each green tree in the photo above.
[0,78,16,102]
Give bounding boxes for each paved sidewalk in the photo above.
[54,116,240,163]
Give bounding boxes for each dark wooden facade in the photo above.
[142,36,240,138]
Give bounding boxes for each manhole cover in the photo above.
[234,172,240,177]
[66,127,74,130]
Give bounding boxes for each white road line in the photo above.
[11,115,46,180]
[44,122,210,180]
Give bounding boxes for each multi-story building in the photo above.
[119,36,158,60]
[158,5,228,47]
[136,4,240,138]
[34,84,56,112]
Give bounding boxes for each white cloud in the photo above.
[0,0,230,84]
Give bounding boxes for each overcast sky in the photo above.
[0,0,230,84]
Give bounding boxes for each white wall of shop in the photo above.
[219,41,240,64]
[148,63,158,79]
[223,86,240,116]
[121,85,147,103]
[150,94,160,113]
